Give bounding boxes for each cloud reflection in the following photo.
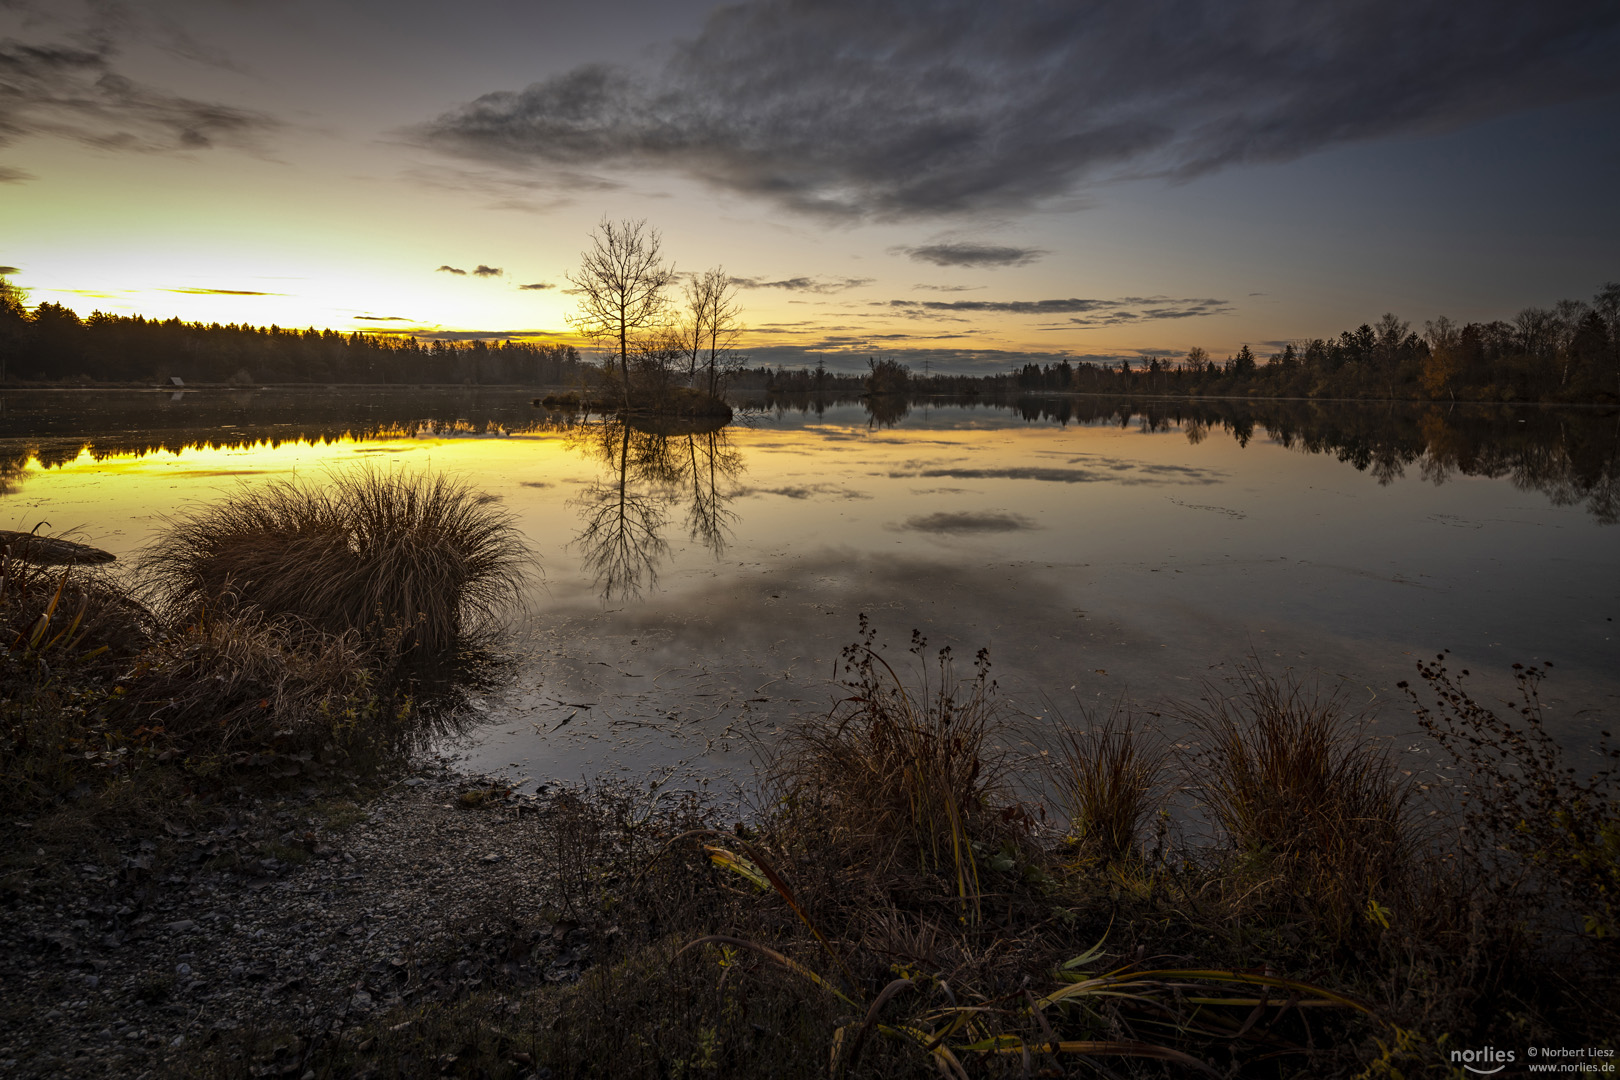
[899,511,1039,533]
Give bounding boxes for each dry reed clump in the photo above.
[2,544,156,809]
[1054,705,1168,866]
[110,615,420,764]
[138,467,532,661]
[1,543,150,668]
[1180,667,1414,934]
[773,620,1013,902]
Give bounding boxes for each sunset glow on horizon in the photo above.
[4,0,1617,373]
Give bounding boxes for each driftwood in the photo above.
[0,530,117,566]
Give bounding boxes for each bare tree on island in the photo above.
[566,219,675,409]
[678,267,743,398]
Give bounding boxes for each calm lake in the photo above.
[3,388,1615,792]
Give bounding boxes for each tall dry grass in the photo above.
[1054,705,1167,865]
[772,622,1012,916]
[1179,667,1414,934]
[139,467,532,661]
[2,542,155,809]
[113,614,419,761]
[2,486,510,814]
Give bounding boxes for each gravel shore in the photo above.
[1,763,603,1079]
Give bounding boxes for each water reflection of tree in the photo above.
[994,394,1618,525]
[863,394,910,428]
[683,427,742,557]
[0,453,30,497]
[566,416,743,600]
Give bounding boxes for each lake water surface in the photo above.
[3,388,1615,792]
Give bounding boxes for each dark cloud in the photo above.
[416,1,1620,219]
[913,284,985,292]
[0,265,20,275]
[354,315,411,321]
[899,243,1045,267]
[887,296,1233,325]
[899,511,1038,533]
[519,281,554,290]
[729,275,873,293]
[0,30,279,154]
[0,166,32,182]
[162,287,282,296]
[434,263,503,278]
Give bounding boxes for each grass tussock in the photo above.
[139,466,532,659]
[773,619,1016,917]
[1,540,150,662]
[1180,668,1414,937]
[3,469,528,821]
[2,545,155,809]
[1054,705,1168,866]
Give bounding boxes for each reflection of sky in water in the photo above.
[2,392,1616,792]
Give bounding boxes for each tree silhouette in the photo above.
[0,275,27,384]
[678,267,743,397]
[566,219,676,410]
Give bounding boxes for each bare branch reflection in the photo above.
[566,415,743,600]
[684,428,744,557]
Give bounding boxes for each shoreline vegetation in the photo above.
[2,467,1617,1076]
[3,274,1616,405]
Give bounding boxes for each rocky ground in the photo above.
[0,763,645,1079]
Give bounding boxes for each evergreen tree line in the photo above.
[1005,285,1620,402]
[0,281,583,386]
[752,283,1620,404]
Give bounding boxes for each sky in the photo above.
[3,0,1619,374]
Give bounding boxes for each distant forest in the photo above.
[0,279,585,387]
[757,283,1620,404]
[2,275,1616,402]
